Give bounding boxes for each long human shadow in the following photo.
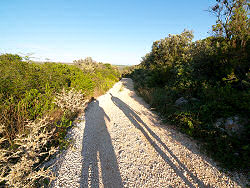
[110,94,208,188]
[80,100,123,188]
[122,78,224,177]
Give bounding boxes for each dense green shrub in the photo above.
[0,54,120,146]
[127,0,249,170]
[74,57,120,95]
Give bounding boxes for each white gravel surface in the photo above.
[51,78,248,188]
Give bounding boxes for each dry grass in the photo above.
[0,102,28,145]
[119,84,124,92]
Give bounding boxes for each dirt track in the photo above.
[52,78,247,188]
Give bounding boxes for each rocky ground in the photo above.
[51,78,248,188]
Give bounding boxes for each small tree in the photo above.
[211,0,249,43]
[210,0,249,87]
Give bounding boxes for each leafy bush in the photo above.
[0,54,120,186]
[127,0,249,170]
[74,57,120,96]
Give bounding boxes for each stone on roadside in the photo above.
[175,97,188,106]
[214,116,246,136]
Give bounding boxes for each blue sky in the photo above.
[0,0,216,65]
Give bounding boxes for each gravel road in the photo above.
[52,78,247,187]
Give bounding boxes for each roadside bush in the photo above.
[0,54,120,187]
[127,4,250,170]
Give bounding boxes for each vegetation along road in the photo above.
[52,78,247,187]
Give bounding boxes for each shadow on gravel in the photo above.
[122,78,220,173]
[111,94,208,188]
[80,100,123,188]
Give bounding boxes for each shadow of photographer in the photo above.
[80,100,123,188]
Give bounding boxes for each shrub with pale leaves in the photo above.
[53,88,87,112]
[0,117,57,187]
